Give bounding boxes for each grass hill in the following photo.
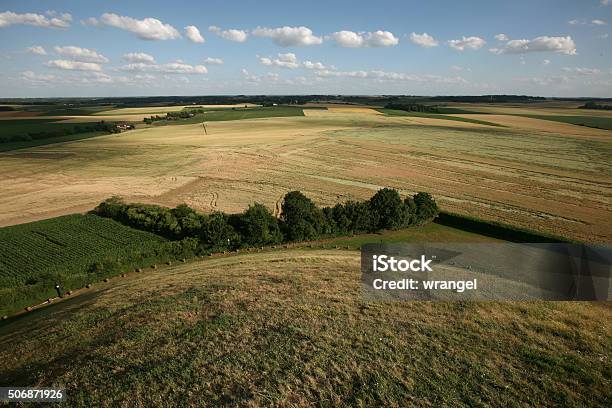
[0,248,609,407]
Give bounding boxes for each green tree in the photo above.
[233,203,282,246]
[368,188,404,230]
[413,192,439,223]
[201,212,240,251]
[280,191,325,241]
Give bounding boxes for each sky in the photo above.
[0,0,611,97]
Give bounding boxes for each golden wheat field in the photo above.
[0,108,610,243]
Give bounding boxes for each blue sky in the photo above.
[0,0,610,97]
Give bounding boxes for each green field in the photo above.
[0,214,168,315]
[0,118,97,137]
[152,106,313,126]
[319,222,501,249]
[0,211,496,317]
[17,105,113,116]
[516,114,612,131]
[0,249,608,406]
[376,108,503,127]
[0,131,108,152]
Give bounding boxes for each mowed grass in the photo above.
[0,249,609,407]
[317,222,501,249]
[0,214,167,315]
[376,108,503,127]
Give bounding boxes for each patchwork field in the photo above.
[1,249,609,406]
[0,105,609,243]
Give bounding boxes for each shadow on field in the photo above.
[0,289,104,334]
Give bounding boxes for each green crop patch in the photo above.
[515,114,612,131]
[150,106,309,126]
[376,108,503,127]
[0,214,168,315]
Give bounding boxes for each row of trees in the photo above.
[94,188,439,252]
[579,101,612,110]
[384,103,440,113]
[0,121,121,144]
[143,108,205,124]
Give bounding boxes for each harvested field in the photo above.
[0,110,610,243]
[446,103,612,117]
[450,114,612,136]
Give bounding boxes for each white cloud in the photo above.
[45,59,102,71]
[184,25,205,43]
[568,19,606,26]
[409,32,438,48]
[519,75,570,87]
[258,52,299,69]
[252,26,323,46]
[258,53,331,71]
[543,59,551,65]
[330,30,399,47]
[54,46,109,63]
[119,61,207,74]
[203,57,223,65]
[25,46,47,55]
[491,36,577,55]
[315,69,466,84]
[450,65,463,72]
[81,17,101,27]
[208,25,248,42]
[494,33,509,41]
[302,60,329,70]
[95,13,181,40]
[122,52,156,64]
[448,36,486,51]
[0,11,71,29]
[562,67,602,75]
[598,33,609,39]
[240,69,280,83]
[82,72,113,84]
[21,70,56,82]
[601,0,611,5]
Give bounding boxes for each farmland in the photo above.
[0,214,168,315]
[0,249,609,406]
[0,103,609,243]
[0,94,610,408]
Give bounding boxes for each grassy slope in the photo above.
[0,214,167,315]
[0,249,609,407]
[376,108,503,127]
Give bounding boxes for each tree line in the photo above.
[579,101,612,111]
[143,108,206,124]
[0,121,121,144]
[93,188,439,252]
[384,103,441,113]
